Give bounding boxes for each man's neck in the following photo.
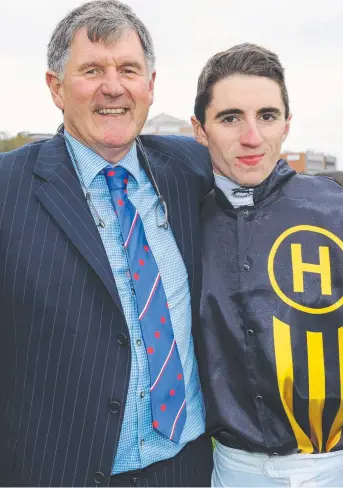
[63,124,134,163]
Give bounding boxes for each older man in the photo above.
[192,44,343,486]
[0,1,213,486]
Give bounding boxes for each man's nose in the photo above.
[100,70,126,98]
[240,122,263,147]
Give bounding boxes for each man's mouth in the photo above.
[237,154,265,166]
[95,108,128,116]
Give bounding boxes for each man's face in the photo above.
[47,27,155,162]
[192,74,291,186]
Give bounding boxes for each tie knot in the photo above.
[104,165,129,191]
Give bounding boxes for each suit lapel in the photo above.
[34,135,124,315]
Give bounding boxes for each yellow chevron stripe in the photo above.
[326,327,343,451]
[273,317,313,453]
[307,331,325,452]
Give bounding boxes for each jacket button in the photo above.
[117,333,128,345]
[243,264,250,271]
[247,329,254,337]
[109,400,121,414]
[241,209,249,217]
[94,471,106,485]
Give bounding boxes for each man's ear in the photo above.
[148,70,156,107]
[46,70,65,111]
[191,116,208,147]
[281,113,292,142]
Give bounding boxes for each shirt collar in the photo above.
[214,159,296,210]
[214,172,254,208]
[64,130,141,188]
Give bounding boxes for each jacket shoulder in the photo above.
[0,140,44,174]
[140,135,213,198]
[140,135,211,174]
[292,172,343,195]
[0,141,46,210]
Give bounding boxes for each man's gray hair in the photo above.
[47,0,155,78]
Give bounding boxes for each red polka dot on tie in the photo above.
[139,259,145,266]
[170,389,176,396]
[133,273,139,280]
[147,346,154,354]
[144,245,149,252]
[166,302,169,309]
[124,178,128,185]
[160,316,166,324]
[154,331,160,339]
[124,189,127,194]
[177,373,183,381]
[108,170,115,176]
[160,404,167,412]
[118,199,124,206]
[152,420,159,428]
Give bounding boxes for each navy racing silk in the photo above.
[197,159,343,455]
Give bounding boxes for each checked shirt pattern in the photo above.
[104,165,186,443]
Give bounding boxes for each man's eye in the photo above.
[86,68,100,75]
[121,68,136,74]
[223,115,238,123]
[261,113,276,121]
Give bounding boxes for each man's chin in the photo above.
[97,133,135,150]
[236,164,277,187]
[234,173,265,187]
[90,135,136,163]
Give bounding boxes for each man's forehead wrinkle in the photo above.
[78,56,135,66]
[76,51,144,71]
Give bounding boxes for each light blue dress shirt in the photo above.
[64,131,205,474]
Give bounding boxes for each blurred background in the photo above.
[1,0,342,171]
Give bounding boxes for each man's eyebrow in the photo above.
[214,107,282,120]
[257,107,282,116]
[78,60,144,72]
[118,60,144,70]
[214,109,244,120]
[78,61,103,72]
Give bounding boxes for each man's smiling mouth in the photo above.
[95,108,128,115]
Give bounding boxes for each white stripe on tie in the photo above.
[150,340,176,392]
[124,210,138,248]
[170,399,186,440]
[139,273,161,321]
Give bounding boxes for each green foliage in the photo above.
[0,133,33,152]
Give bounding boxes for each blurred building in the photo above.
[14,122,339,176]
[141,113,193,136]
[281,151,337,174]
[18,131,54,141]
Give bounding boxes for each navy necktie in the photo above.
[104,165,186,442]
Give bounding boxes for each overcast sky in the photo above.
[2,0,343,166]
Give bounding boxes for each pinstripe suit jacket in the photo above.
[0,134,212,487]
